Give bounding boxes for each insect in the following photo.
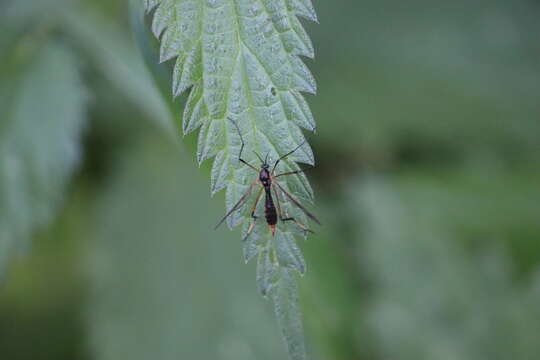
[214,118,321,239]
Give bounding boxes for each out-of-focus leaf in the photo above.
[144,1,320,358]
[272,268,307,360]
[87,130,287,360]
[0,42,88,278]
[309,0,540,166]
[61,9,174,134]
[0,0,72,26]
[129,0,178,109]
[351,174,540,360]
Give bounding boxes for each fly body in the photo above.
[215,118,321,240]
[258,167,277,232]
[264,187,278,234]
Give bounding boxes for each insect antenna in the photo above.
[253,151,264,164]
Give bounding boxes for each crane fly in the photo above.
[214,118,321,240]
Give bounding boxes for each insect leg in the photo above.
[274,181,321,225]
[228,117,258,172]
[280,217,314,234]
[274,167,313,178]
[250,187,264,220]
[243,187,264,241]
[271,140,307,174]
[243,222,256,242]
[272,184,314,234]
[273,184,284,219]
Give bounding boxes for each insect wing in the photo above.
[273,181,321,225]
[214,180,257,230]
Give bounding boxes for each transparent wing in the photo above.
[214,180,258,230]
[273,181,321,225]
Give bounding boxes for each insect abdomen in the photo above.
[264,191,278,225]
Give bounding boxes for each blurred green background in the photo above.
[1,0,539,359]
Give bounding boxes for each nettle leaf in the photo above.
[144,1,318,359]
[0,43,88,279]
[272,268,307,360]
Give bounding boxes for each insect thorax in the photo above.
[259,168,271,186]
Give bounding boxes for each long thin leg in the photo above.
[271,140,307,174]
[274,181,321,225]
[228,117,258,172]
[243,222,256,242]
[250,187,264,219]
[274,167,313,178]
[281,217,314,234]
[272,184,314,234]
[243,187,264,241]
[272,184,284,219]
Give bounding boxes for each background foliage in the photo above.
[1,0,539,360]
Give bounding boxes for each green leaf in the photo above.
[256,241,279,296]
[274,229,306,274]
[144,1,318,359]
[145,0,316,190]
[0,42,88,278]
[352,175,540,359]
[62,9,173,134]
[272,268,307,360]
[87,130,288,360]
